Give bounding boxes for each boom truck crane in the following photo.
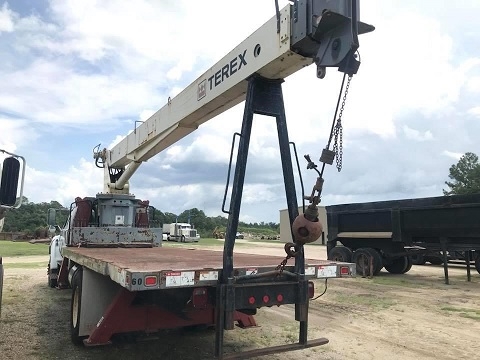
[47,1,374,358]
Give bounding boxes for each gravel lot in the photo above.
[1,243,479,359]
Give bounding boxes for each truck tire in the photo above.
[385,256,408,274]
[328,246,353,263]
[410,254,426,265]
[475,255,480,275]
[365,248,383,276]
[353,248,376,277]
[70,267,84,346]
[47,263,57,288]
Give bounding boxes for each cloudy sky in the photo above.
[1,0,479,223]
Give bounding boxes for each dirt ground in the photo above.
[1,243,479,360]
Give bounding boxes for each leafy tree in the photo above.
[443,152,480,195]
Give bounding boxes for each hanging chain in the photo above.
[332,76,352,172]
[275,242,299,276]
[275,255,291,276]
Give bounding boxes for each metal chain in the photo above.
[333,76,352,172]
[275,255,291,276]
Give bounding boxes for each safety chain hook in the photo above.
[275,242,300,276]
[332,75,352,172]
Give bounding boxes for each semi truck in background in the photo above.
[162,222,200,242]
[326,194,480,282]
[43,1,374,358]
[0,149,26,316]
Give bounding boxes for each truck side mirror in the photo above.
[47,208,57,226]
[0,157,20,206]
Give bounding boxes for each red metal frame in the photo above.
[84,288,257,346]
[56,258,69,289]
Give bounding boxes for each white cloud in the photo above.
[0,3,15,33]
[403,125,433,141]
[442,151,463,161]
[468,107,480,117]
[24,158,102,207]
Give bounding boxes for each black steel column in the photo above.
[217,75,309,356]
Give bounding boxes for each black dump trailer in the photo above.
[325,194,480,280]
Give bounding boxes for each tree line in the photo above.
[2,198,279,239]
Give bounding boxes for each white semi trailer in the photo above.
[162,222,200,242]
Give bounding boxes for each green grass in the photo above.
[333,293,396,310]
[163,238,251,247]
[441,306,480,320]
[3,261,46,269]
[0,240,49,257]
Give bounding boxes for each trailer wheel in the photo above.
[353,248,377,276]
[328,246,353,262]
[385,256,408,274]
[365,248,383,275]
[403,256,413,274]
[475,255,480,275]
[70,267,84,346]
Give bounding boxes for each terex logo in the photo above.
[197,49,248,101]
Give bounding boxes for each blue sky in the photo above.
[1,0,480,223]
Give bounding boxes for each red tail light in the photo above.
[144,275,157,287]
[308,281,314,298]
[276,294,284,303]
[192,287,208,308]
[248,296,256,305]
[340,266,350,276]
[262,295,270,303]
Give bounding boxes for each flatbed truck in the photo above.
[47,1,374,358]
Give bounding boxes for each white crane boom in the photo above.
[95,1,373,193]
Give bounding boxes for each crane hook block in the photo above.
[291,205,323,245]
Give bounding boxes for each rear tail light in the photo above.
[276,294,284,303]
[262,295,270,303]
[248,296,256,305]
[308,281,314,298]
[192,287,208,308]
[340,266,350,276]
[144,275,158,287]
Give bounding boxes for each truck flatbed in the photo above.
[63,246,353,291]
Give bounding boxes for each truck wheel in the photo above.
[385,256,408,274]
[70,268,84,345]
[475,255,480,275]
[47,263,57,288]
[411,254,426,265]
[365,248,383,276]
[328,246,353,262]
[353,248,376,276]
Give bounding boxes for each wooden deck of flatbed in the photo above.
[62,246,353,290]
[63,246,334,272]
